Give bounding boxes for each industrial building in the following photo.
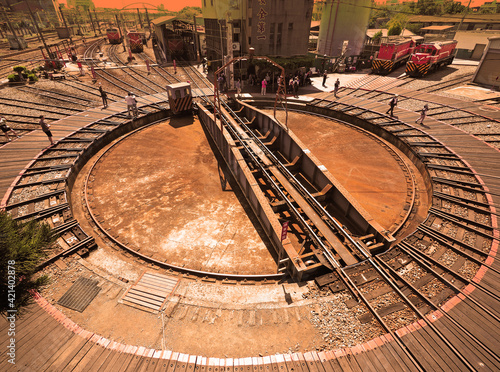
[473,36,500,89]
[201,0,314,65]
[316,0,372,58]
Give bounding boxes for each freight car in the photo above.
[405,40,457,77]
[106,28,122,44]
[127,31,144,53]
[166,82,193,114]
[371,39,415,75]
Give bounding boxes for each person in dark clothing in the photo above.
[99,85,108,108]
[322,70,328,87]
[333,78,340,98]
[39,115,54,145]
[386,94,398,117]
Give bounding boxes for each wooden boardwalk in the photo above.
[1,87,500,370]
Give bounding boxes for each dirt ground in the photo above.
[88,116,277,275]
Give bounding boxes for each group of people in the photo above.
[385,94,429,125]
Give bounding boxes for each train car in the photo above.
[106,28,122,44]
[166,82,193,114]
[127,31,144,53]
[371,39,415,75]
[405,40,457,77]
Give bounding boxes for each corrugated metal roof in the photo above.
[151,15,178,26]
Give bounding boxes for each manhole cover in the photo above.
[121,272,179,313]
[57,277,101,312]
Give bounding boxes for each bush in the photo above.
[27,74,38,82]
[13,66,26,74]
[0,211,55,313]
[7,74,19,82]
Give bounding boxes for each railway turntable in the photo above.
[1,76,500,370]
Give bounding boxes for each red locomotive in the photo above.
[106,28,122,44]
[371,39,415,75]
[405,40,457,77]
[127,31,144,53]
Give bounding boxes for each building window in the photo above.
[211,0,213,5]
[288,23,293,30]
[277,23,282,53]
[204,0,206,6]
[269,22,275,53]
[248,18,252,27]
[249,37,252,45]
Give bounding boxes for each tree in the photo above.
[443,0,466,14]
[0,212,54,314]
[417,0,442,15]
[388,24,402,36]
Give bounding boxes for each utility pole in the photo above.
[59,5,73,45]
[115,14,126,52]
[88,9,97,37]
[457,0,472,32]
[93,9,101,35]
[25,0,50,57]
[136,8,143,29]
[0,7,22,49]
[193,15,200,61]
[144,7,151,37]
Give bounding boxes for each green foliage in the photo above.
[406,23,423,34]
[7,74,18,82]
[417,0,442,15]
[388,24,402,36]
[13,66,26,73]
[373,31,383,43]
[27,74,38,82]
[443,0,466,14]
[176,6,202,21]
[0,212,55,314]
[254,55,315,73]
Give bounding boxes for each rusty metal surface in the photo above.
[88,116,277,275]
[270,110,429,233]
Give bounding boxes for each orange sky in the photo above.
[90,0,202,11]
[84,0,489,12]
[374,0,488,5]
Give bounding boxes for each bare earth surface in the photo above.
[89,116,277,275]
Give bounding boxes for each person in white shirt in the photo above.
[125,92,138,118]
[0,116,20,142]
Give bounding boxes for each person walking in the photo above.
[293,76,300,97]
[386,94,398,117]
[261,78,267,95]
[173,59,177,74]
[39,115,54,146]
[99,84,108,108]
[236,78,242,98]
[415,104,429,125]
[125,92,138,118]
[0,116,20,142]
[322,70,328,87]
[333,78,340,98]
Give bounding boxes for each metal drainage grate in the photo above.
[57,277,101,312]
[121,272,179,313]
